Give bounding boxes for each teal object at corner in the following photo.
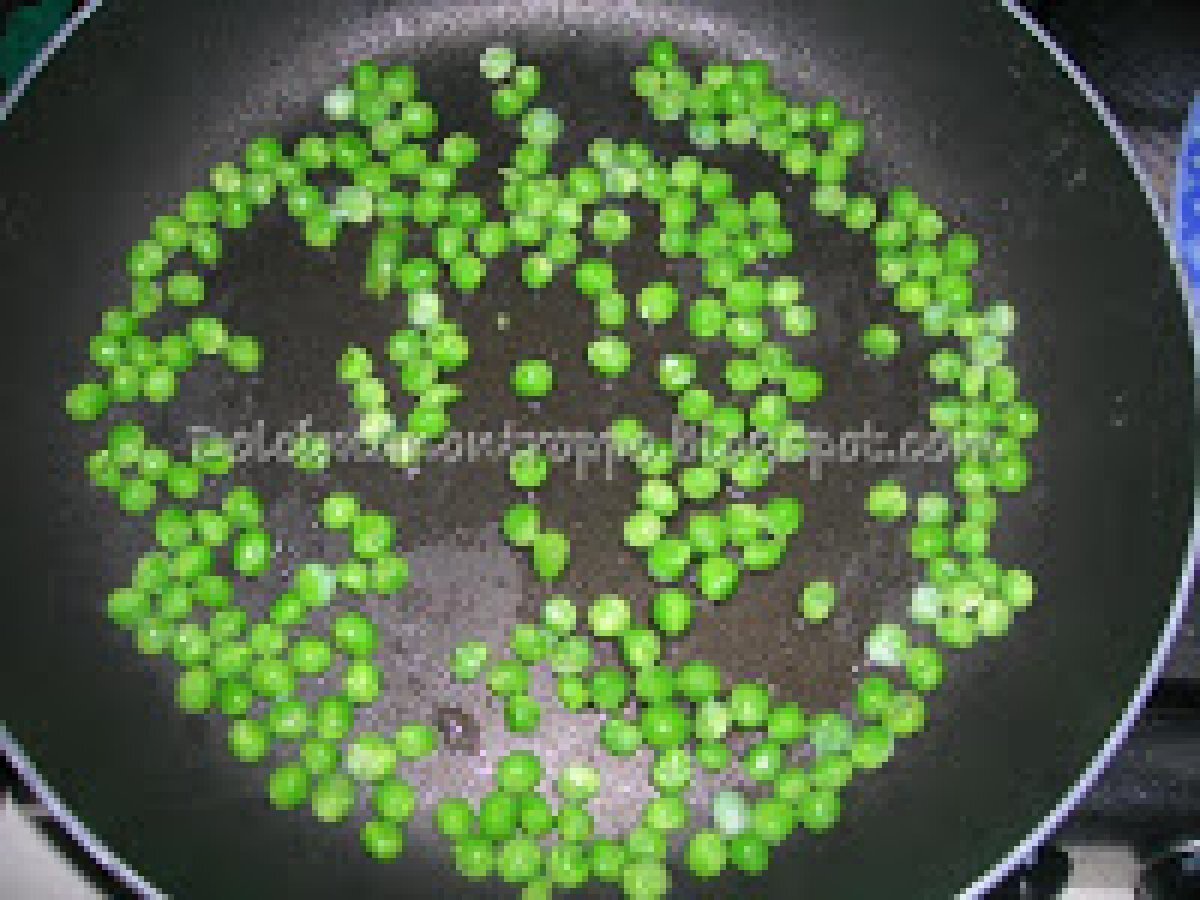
[0,0,74,89]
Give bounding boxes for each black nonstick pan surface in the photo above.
[1,1,1194,897]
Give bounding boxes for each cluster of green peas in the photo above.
[64,33,1038,900]
[436,39,1038,896]
[627,39,1037,650]
[105,480,440,853]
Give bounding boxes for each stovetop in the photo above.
[2,1,1198,898]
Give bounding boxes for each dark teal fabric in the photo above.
[1,0,74,89]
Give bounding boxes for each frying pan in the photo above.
[1,1,1195,897]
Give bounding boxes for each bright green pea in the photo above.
[621,629,661,669]
[697,555,738,601]
[485,659,529,699]
[175,667,216,713]
[512,359,554,399]
[450,641,489,682]
[592,207,632,244]
[767,704,806,744]
[647,537,692,583]
[510,623,553,664]
[587,336,631,377]
[228,718,271,763]
[797,790,841,833]
[862,323,901,359]
[652,589,693,636]
[729,682,771,729]
[268,764,311,810]
[624,509,663,549]
[753,798,796,845]
[344,660,382,705]
[548,842,590,889]
[687,831,728,879]
[867,480,909,520]
[361,819,404,861]
[601,718,644,757]
[800,580,837,623]
[516,793,553,838]
[688,740,727,773]
[310,773,356,823]
[636,282,679,324]
[640,704,690,749]
[531,530,569,580]
[394,722,438,759]
[493,751,541,795]
[651,747,693,794]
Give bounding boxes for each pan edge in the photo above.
[964,3,1198,898]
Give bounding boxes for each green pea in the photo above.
[797,790,841,833]
[498,836,544,884]
[687,831,728,879]
[537,593,576,635]
[767,704,806,744]
[300,739,341,776]
[446,641,488,682]
[862,323,901,358]
[587,336,631,377]
[582,594,627,638]
[483,655,528,697]
[228,718,270,763]
[591,207,632,244]
[496,751,543,794]
[532,530,570,580]
[652,747,693,794]
[866,480,909,520]
[742,740,784,782]
[697,555,738,601]
[504,694,542,734]
[267,764,311,810]
[361,819,404,861]
[730,832,770,874]
[175,667,216,713]
[394,722,438,759]
[640,704,691,749]
[430,797,472,840]
[652,589,693,636]
[800,580,837,623]
[216,679,254,717]
[601,718,644,757]
[590,667,631,711]
[310,773,356,823]
[636,282,679,324]
[520,793,555,837]
[753,797,797,844]
[548,842,590,889]
[344,661,382,705]
[510,447,550,489]
[512,359,554,398]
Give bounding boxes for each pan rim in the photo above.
[967,2,1198,896]
[1,1,1195,898]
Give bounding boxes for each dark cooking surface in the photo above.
[1027,0,1200,693]
[1027,3,1200,880]
[1,1,1194,899]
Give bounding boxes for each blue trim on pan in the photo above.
[1177,98,1200,296]
[1,3,1196,899]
